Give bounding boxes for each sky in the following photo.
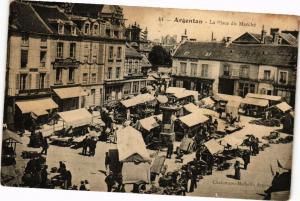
[122,5,299,42]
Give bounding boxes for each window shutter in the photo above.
[36,74,40,89]
[27,74,32,89]
[45,74,49,88]
[15,74,20,90]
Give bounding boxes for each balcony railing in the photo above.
[18,88,50,95]
[259,77,275,83]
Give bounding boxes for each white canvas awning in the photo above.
[246,93,282,101]
[214,93,243,103]
[16,98,58,114]
[53,87,88,99]
[2,129,22,143]
[183,103,198,113]
[204,139,224,155]
[275,102,292,112]
[117,126,150,162]
[166,87,185,94]
[179,112,209,128]
[137,116,160,132]
[196,108,219,118]
[156,95,168,104]
[121,93,155,108]
[122,162,151,184]
[242,97,269,107]
[58,108,92,128]
[201,97,215,107]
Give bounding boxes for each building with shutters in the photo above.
[4,1,129,129]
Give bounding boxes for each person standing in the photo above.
[189,166,198,192]
[105,171,115,192]
[79,181,86,190]
[167,141,174,159]
[81,136,89,156]
[40,165,48,188]
[242,151,250,170]
[234,161,241,180]
[105,152,111,175]
[40,137,49,155]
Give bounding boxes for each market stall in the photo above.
[116,126,151,184]
[1,128,22,166]
[136,115,162,144]
[183,103,199,114]
[49,108,93,145]
[177,111,209,138]
[241,96,269,117]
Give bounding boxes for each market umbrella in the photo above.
[156,95,168,104]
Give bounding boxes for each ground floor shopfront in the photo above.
[273,85,295,107]
[52,86,87,112]
[172,76,214,97]
[104,78,148,105]
[4,94,58,131]
[81,85,104,108]
[218,78,258,97]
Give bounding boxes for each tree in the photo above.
[148,45,172,66]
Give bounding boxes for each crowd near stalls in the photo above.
[1,85,294,195]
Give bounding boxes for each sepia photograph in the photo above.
[0,0,299,200]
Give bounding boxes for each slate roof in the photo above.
[234,32,298,46]
[9,1,52,34]
[126,44,143,59]
[173,41,298,67]
[279,33,298,46]
[31,4,75,35]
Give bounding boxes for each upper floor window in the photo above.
[84,23,90,35]
[71,26,76,36]
[38,73,46,89]
[58,23,64,34]
[70,43,76,58]
[263,70,271,80]
[223,63,230,76]
[20,74,27,90]
[180,62,187,75]
[93,24,99,35]
[201,64,209,77]
[279,71,288,84]
[191,63,197,76]
[117,47,122,59]
[21,50,28,68]
[68,68,75,82]
[116,67,120,78]
[108,46,114,60]
[91,73,97,83]
[56,42,64,58]
[82,73,88,84]
[114,30,119,38]
[56,68,62,83]
[106,29,111,37]
[40,38,47,47]
[40,50,47,67]
[21,34,29,46]
[107,67,112,79]
[240,65,249,78]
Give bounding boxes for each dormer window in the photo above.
[71,25,76,36]
[84,23,90,35]
[58,23,64,34]
[93,23,99,35]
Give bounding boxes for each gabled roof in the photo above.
[279,33,298,46]
[9,1,52,34]
[31,4,79,35]
[173,41,298,67]
[233,32,273,44]
[125,44,143,59]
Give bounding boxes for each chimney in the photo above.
[270,28,280,44]
[261,25,267,44]
[273,32,280,44]
[224,37,232,47]
[181,29,188,43]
